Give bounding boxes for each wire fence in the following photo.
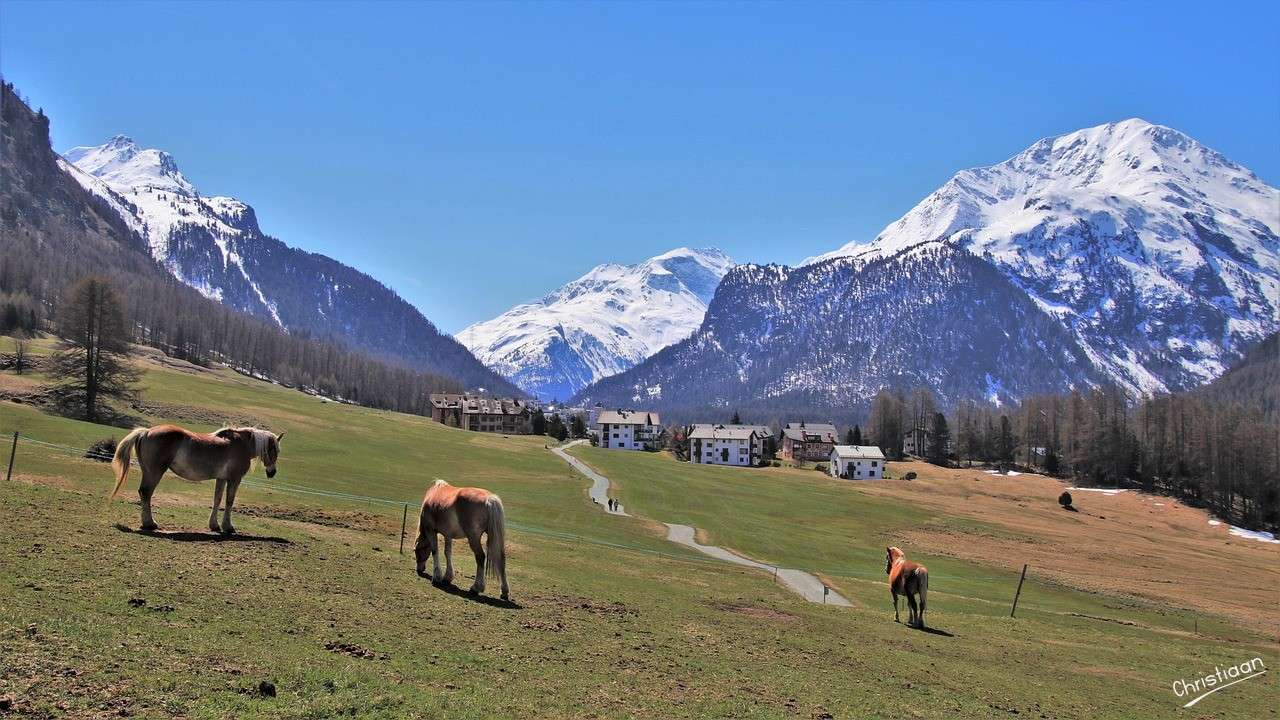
[1,427,1041,582]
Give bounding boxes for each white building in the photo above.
[688,424,767,467]
[597,410,662,450]
[829,445,886,480]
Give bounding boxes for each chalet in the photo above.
[779,422,838,462]
[597,409,663,450]
[903,427,953,457]
[829,445,886,480]
[429,393,533,435]
[688,424,769,467]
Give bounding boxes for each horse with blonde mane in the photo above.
[885,546,929,628]
[111,424,284,535]
[415,478,509,600]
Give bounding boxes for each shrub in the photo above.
[85,437,116,462]
[1058,491,1074,509]
[904,471,917,481]
[814,463,828,473]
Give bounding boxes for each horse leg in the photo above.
[138,467,162,532]
[209,478,226,533]
[442,536,455,586]
[430,533,444,584]
[906,593,920,628]
[466,532,486,596]
[891,591,900,623]
[220,478,241,535]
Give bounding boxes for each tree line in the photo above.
[862,385,1278,531]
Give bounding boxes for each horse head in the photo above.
[265,431,284,478]
[885,546,903,574]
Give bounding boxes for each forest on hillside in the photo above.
[0,80,466,416]
[859,359,1279,532]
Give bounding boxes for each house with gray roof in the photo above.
[596,409,663,451]
[688,424,770,467]
[829,445,886,480]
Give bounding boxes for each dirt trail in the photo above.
[551,441,851,606]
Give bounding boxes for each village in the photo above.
[427,392,929,479]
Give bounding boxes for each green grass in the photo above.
[1,336,1276,718]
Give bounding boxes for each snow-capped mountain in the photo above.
[457,248,734,400]
[575,119,1279,417]
[62,136,519,394]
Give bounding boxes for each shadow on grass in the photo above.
[114,523,292,544]
[915,625,955,637]
[417,573,523,610]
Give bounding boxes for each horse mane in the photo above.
[214,426,274,458]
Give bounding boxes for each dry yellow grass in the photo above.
[862,461,1279,634]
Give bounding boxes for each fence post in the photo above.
[399,503,408,555]
[1010,563,1028,617]
[6,432,16,482]
[823,585,829,604]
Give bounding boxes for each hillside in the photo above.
[1197,330,1279,422]
[458,247,734,401]
[1,331,1275,718]
[575,119,1279,418]
[63,135,517,394]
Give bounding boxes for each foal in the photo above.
[885,546,929,628]
[111,424,283,534]
[415,479,509,600]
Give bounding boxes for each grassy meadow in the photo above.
[0,334,1276,719]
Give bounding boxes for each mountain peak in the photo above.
[459,246,736,400]
[63,136,194,195]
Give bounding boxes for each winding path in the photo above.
[550,441,851,606]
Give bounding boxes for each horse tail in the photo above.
[485,495,506,583]
[915,566,928,621]
[111,427,148,498]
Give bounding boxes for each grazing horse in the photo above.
[111,424,284,534]
[885,546,929,628]
[415,479,509,600]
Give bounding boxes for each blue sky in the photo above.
[2,1,1277,332]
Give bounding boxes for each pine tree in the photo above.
[49,276,139,422]
[531,408,547,435]
[731,410,742,424]
[928,412,950,465]
[852,424,862,446]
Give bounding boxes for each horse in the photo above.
[111,424,284,535]
[415,478,509,600]
[885,546,929,628]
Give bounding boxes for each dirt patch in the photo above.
[235,504,392,533]
[324,640,388,660]
[711,602,798,623]
[128,399,265,428]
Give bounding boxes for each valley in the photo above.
[0,333,1275,718]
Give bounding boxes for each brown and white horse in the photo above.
[415,479,509,600]
[886,546,929,628]
[111,424,284,534]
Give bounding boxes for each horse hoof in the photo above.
[220,527,235,536]
[500,593,509,601]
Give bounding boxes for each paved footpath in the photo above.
[550,441,851,606]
